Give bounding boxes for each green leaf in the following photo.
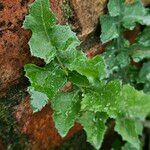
[24,63,67,98]
[141,8,150,26]
[130,27,150,62]
[108,0,123,17]
[102,37,130,73]
[23,0,57,63]
[121,85,150,120]
[122,0,146,29]
[138,62,150,83]
[100,0,148,43]
[122,142,138,150]
[115,119,142,149]
[28,87,49,112]
[52,90,80,137]
[116,51,130,68]
[136,27,150,47]
[131,49,150,62]
[62,49,107,80]
[71,55,106,80]
[81,81,121,118]
[100,15,119,43]
[102,44,118,73]
[138,62,150,93]
[68,71,90,87]
[78,111,107,150]
[23,0,80,63]
[49,25,80,51]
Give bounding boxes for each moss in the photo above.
[0,84,29,149]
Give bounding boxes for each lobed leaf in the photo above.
[130,27,150,62]
[122,142,138,150]
[122,0,146,29]
[100,15,119,43]
[28,87,49,112]
[61,49,107,81]
[115,119,142,149]
[24,63,67,99]
[100,0,148,43]
[138,62,150,93]
[81,81,122,118]
[121,85,150,120]
[52,90,80,137]
[23,0,79,63]
[23,0,56,63]
[78,112,108,150]
[108,0,123,17]
[68,71,90,87]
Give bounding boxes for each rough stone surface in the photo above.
[0,0,64,96]
[50,0,65,24]
[70,0,108,40]
[0,0,33,95]
[14,96,82,150]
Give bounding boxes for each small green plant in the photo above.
[100,0,150,93]
[23,0,150,149]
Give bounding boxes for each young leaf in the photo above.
[108,0,123,17]
[135,27,150,47]
[100,0,147,43]
[122,142,138,150]
[130,27,150,62]
[121,85,150,120]
[23,0,80,63]
[52,90,80,137]
[62,49,107,81]
[122,0,146,29]
[131,49,150,62]
[81,81,121,118]
[28,87,49,112]
[141,8,150,25]
[23,0,57,63]
[115,119,142,149]
[68,71,90,87]
[70,55,106,81]
[138,62,150,93]
[78,111,107,150]
[49,25,80,51]
[100,15,119,43]
[24,63,67,99]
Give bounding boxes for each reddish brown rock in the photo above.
[124,26,141,44]
[50,0,65,24]
[0,0,32,95]
[70,0,108,40]
[0,0,65,96]
[14,96,82,150]
[86,43,106,59]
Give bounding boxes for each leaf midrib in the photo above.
[40,0,52,44]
